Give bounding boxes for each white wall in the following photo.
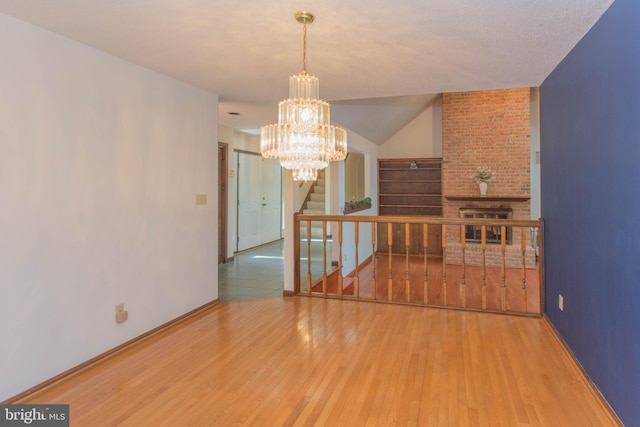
[344,153,365,202]
[378,96,443,159]
[0,13,218,400]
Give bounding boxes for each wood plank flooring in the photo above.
[312,255,541,315]
[15,298,619,426]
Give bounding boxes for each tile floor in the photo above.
[218,238,334,302]
[218,240,286,302]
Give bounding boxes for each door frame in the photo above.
[218,143,228,264]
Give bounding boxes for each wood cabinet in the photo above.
[377,158,443,256]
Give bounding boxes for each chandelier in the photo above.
[260,10,347,182]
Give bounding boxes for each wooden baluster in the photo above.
[521,227,527,313]
[306,220,312,294]
[405,223,411,303]
[337,222,343,297]
[481,225,487,310]
[322,221,328,296]
[388,223,393,301]
[501,225,507,311]
[442,224,447,306]
[423,224,429,305]
[460,224,467,308]
[371,222,377,300]
[354,222,360,299]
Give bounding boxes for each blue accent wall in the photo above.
[540,0,640,424]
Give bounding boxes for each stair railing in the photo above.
[294,213,544,316]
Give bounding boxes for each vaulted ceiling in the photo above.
[0,0,613,144]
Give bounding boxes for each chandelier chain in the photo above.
[302,22,307,72]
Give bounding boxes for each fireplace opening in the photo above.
[460,208,512,244]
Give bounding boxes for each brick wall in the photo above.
[442,88,531,201]
[442,88,534,267]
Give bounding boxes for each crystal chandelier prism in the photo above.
[260,10,347,182]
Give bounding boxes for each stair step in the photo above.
[314,186,325,194]
[299,222,325,239]
[307,201,324,210]
[310,193,324,202]
[303,209,324,215]
[317,179,325,186]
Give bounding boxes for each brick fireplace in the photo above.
[442,88,536,267]
[460,208,512,244]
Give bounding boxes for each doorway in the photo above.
[236,150,282,252]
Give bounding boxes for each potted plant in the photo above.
[473,166,494,196]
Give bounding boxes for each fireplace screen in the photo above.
[460,208,512,244]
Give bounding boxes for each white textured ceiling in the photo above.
[0,0,613,144]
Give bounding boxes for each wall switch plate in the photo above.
[559,294,564,311]
[115,303,124,313]
[196,194,207,205]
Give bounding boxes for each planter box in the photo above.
[343,202,371,215]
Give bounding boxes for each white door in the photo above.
[261,158,282,243]
[237,152,282,252]
[237,153,263,251]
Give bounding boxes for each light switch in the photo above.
[196,194,207,205]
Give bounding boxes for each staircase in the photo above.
[299,170,326,239]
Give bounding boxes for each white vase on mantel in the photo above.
[479,181,488,197]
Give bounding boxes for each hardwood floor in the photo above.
[312,255,541,315]
[15,298,619,426]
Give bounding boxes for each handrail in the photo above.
[297,213,541,228]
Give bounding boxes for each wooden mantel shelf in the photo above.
[445,195,530,202]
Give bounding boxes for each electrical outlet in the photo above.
[558,294,564,311]
[115,303,128,323]
[116,310,128,323]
